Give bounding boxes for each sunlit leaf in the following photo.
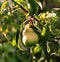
[41,27,46,36]
[1,1,8,11]
[0,26,2,31]
[14,0,22,4]
[11,35,16,46]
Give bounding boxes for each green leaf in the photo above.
[33,44,42,54]
[0,2,2,7]
[17,32,27,51]
[27,0,38,15]
[4,43,16,53]
[40,24,50,41]
[1,1,8,11]
[41,26,46,36]
[0,44,3,54]
[13,8,26,24]
[11,35,16,46]
[48,41,59,54]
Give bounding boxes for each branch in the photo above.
[12,0,39,22]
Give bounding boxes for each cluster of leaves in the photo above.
[0,0,60,62]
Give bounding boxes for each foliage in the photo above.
[0,0,60,62]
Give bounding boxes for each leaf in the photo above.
[33,44,42,54]
[0,2,2,7]
[48,41,59,53]
[1,1,8,11]
[3,43,16,53]
[27,0,38,15]
[0,32,8,42]
[11,36,16,46]
[0,26,2,31]
[17,33,27,51]
[41,27,46,36]
[40,24,50,41]
[0,44,3,53]
[13,8,26,24]
[36,2,43,15]
[14,0,22,4]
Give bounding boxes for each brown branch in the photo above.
[19,5,28,13]
[12,0,39,22]
[31,16,39,22]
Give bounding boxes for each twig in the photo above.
[12,0,40,22]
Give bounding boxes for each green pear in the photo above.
[22,24,39,47]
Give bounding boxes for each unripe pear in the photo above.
[22,24,39,47]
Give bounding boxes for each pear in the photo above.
[22,24,39,47]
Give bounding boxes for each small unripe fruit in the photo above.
[22,24,39,47]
